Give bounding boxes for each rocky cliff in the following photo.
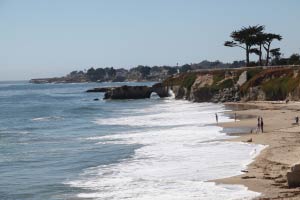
[162,66,300,102]
[87,66,300,102]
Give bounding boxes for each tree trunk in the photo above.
[246,45,250,66]
[266,44,270,66]
[259,44,262,66]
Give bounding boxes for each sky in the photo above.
[0,0,300,80]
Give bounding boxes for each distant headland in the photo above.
[29,60,246,84]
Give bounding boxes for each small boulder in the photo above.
[287,163,300,188]
[292,163,300,172]
[246,138,252,143]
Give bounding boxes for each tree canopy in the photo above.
[225,25,282,66]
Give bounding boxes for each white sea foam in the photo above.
[94,101,231,127]
[31,116,63,121]
[87,126,227,145]
[67,99,264,200]
[168,89,175,99]
[18,131,30,135]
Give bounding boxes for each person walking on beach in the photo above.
[256,116,261,133]
[215,113,218,124]
[296,116,299,125]
[260,117,264,133]
[234,113,237,122]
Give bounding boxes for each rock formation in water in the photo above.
[103,86,152,99]
[101,84,170,100]
[86,87,115,93]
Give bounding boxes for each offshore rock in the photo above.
[86,87,115,93]
[104,85,152,99]
[151,83,170,98]
[93,83,171,100]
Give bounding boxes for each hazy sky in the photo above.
[0,0,300,80]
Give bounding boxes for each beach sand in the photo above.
[214,101,300,200]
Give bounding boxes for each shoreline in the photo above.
[214,101,300,199]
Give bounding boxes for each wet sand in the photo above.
[215,101,300,199]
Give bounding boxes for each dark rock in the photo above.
[287,163,300,188]
[241,176,256,179]
[287,171,300,188]
[104,85,152,99]
[93,98,99,101]
[86,83,172,100]
[86,87,115,93]
[151,83,170,98]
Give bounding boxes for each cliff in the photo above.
[162,66,300,102]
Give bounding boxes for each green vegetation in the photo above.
[225,25,265,66]
[210,78,234,92]
[86,67,116,82]
[218,79,234,89]
[164,69,236,92]
[211,70,235,90]
[271,53,300,66]
[246,68,263,80]
[163,72,197,90]
[262,75,300,100]
[240,67,300,100]
[182,73,197,90]
[212,71,225,84]
[225,25,282,66]
[289,54,300,65]
[241,68,275,92]
[164,67,300,101]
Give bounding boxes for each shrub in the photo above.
[262,75,300,100]
[163,72,197,90]
[246,68,263,80]
[182,73,197,90]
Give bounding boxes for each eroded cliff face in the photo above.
[164,70,240,102]
[162,67,300,102]
[90,66,300,102]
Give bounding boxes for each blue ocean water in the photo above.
[0,81,264,200]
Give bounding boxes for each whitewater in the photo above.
[67,99,265,200]
[0,82,264,200]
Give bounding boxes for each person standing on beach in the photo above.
[215,113,218,124]
[260,117,264,133]
[234,113,237,122]
[256,117,261,133]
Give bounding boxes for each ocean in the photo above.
[0,81,264,200]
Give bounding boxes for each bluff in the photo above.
[161,66,300,102]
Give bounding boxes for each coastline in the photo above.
[214,101,300,199]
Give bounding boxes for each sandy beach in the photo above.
[214,101,300,199]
